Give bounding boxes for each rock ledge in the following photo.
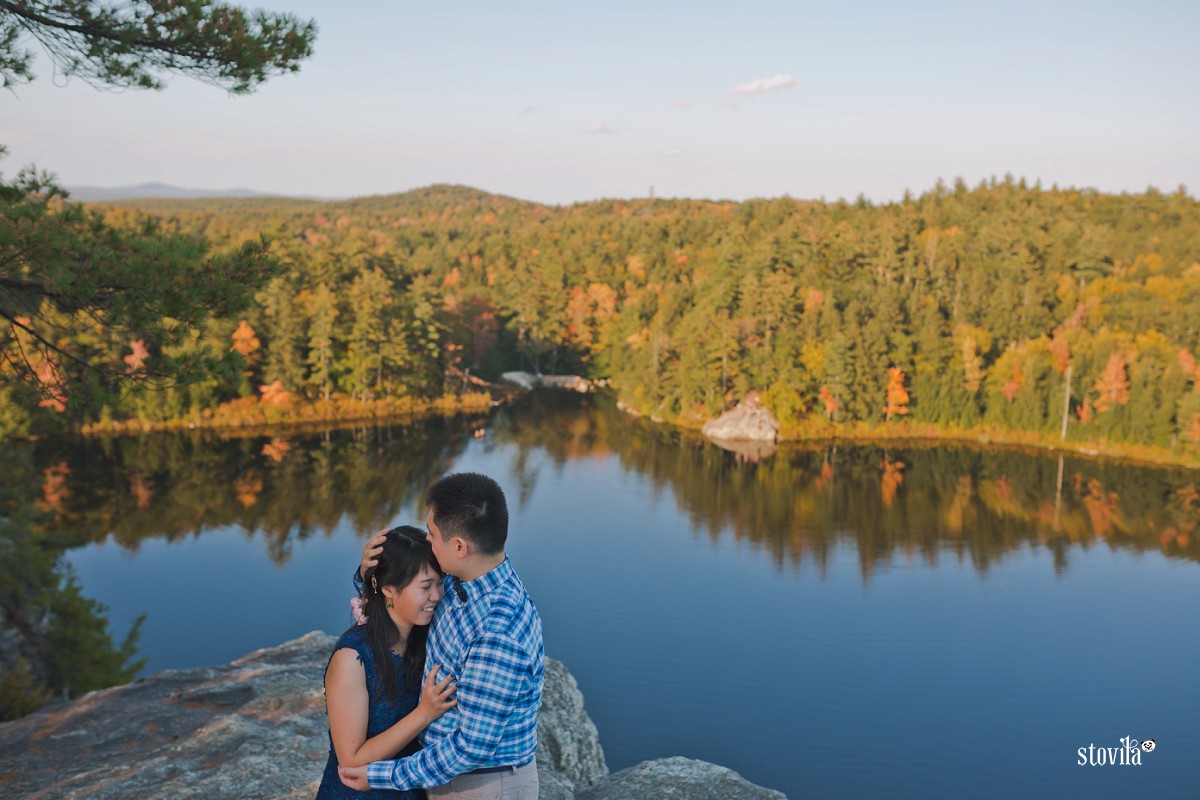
[0,632,785,799]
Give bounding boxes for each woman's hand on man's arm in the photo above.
[415,664,457,726]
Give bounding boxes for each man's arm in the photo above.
[361,631,532,791]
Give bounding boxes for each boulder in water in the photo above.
[701,395,780,443]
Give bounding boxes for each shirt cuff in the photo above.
[367,760,398,790]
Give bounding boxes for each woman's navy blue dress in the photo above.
[316,627,427,800]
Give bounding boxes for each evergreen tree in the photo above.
[344,267,391,400]
[305,282,338,401]
[0,0,316,92]
[260,277,306,391]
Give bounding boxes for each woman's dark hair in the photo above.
[358,525,441,700]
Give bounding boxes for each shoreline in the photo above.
[621,402,1200,471]
[17,382,1200,470]
[782,425,1200,471]
[73,391,502,439]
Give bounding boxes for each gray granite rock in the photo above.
[577,756,787,800]
[0,631,334,800]
[0,634,785,800]
[0,632,604,800]
[536,766,578,800]
[702,397,780,443]
[536,658,608,791]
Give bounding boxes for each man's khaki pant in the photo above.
[428,762,538,800]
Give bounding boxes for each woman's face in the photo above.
[386,563,443,627]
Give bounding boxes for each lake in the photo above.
[20,391,1200,799]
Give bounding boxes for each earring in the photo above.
[386,601,394,609]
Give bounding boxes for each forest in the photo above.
[3,175,1199,717]
[2,178,1199,459]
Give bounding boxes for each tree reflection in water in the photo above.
[21,419,474,564]
[4,393,1197,717]
[15,394,1200,577]
[1,417,473,717]
[486,392,1200,579]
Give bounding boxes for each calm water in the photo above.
[20,393,1200,799]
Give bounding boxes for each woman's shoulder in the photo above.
[331,626,370,656]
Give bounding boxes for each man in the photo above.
[340,472,544,799]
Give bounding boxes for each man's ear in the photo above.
[450,536,472,557]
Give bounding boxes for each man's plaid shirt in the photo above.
[360,557,544,790]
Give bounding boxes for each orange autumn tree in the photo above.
[1093,351,1130,412]
[231,321,262,384]
[123,339,149,373]
[817,385,838,420]
[231,321,261,363]
[883,367,909,421]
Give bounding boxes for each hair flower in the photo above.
[350,596,367,626]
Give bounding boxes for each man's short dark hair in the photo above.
[426,472,508,555]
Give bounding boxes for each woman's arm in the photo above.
[325,649,456,768]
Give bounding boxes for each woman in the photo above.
[316,526,456,800]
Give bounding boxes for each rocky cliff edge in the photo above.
[0,632,785,800]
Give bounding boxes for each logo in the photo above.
[1077,736,1155,766]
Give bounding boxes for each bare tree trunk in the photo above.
[1053,454,1064,532]
[1060,365,1072,440]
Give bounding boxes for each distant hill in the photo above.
[63,182,516,205]
[65,183,286,202]
[86,183,542,215]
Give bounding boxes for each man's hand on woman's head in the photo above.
[360,529,389,579]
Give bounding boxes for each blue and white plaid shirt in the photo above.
[356,557,544,790]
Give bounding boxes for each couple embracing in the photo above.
[316,472,544,800]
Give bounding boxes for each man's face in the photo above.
[425,507,455,574]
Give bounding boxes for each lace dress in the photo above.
[316,627,427,800]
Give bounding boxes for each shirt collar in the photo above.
[453,556,512,602]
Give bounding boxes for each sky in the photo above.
[3,0,1199,205]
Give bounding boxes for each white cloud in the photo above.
[731,74,797,95]
[586,123,616,134]
[673,98,694,109]
[664,148,684,158]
